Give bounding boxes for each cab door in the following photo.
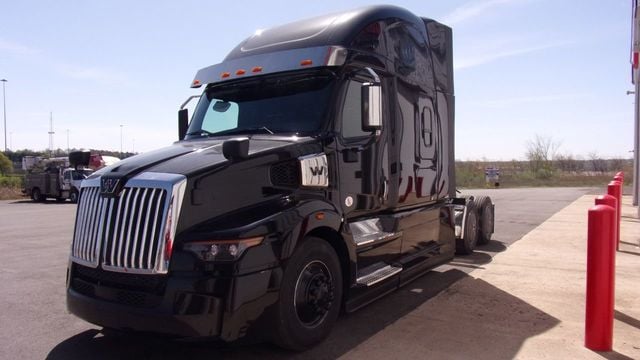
[61,170,72,191]
[336,78,388,217]
[336,76,401,274]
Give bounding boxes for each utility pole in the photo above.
[119,124,124,157]
[48,112,55,157]
[1,79,7,153]
[632,1,640,216]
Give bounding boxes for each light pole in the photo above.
[66,129,70,154]
[9,131,12,150]
[120,124,124,156]
[1,79,7,153]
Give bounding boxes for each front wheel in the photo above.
[273,237,343,351]
[69,189,79,204]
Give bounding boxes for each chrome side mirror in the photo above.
[362,83,382,130]
[361,67,382,131]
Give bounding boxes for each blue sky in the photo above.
[0,0,634,160]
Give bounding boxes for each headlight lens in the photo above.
[182,236,264,262]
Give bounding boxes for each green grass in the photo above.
[0,175,24,200]
[455,161,626,189]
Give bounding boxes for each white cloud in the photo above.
[56,65,131,86]
[469,93,593,108]
[0,38,40,55]
[442,0,530,25]
[454,41,571,70]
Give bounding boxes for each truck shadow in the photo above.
[47,268,559,360]
[10,199,74,205]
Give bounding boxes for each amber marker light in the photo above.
[251,66,263,73]
[236,69,246,75]
[221,72,231,79]
[315,212,325,220]
[300,59,313,66]
[192,79,201,86]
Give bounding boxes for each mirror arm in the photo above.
[363,67,381,84]
[180,95,201,110]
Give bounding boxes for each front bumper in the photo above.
[67,263,279,340]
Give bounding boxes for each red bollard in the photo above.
[615,171,624,179]
[607,181,622,250]
[585,204,616,351]
[613,175,623,187]
[595,195,618,248]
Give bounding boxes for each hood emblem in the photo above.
[100,177,122,197]
[299,153,329,188]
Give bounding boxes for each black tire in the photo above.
[273,237,343,351]
[69,189,79,204]
[31,188,44,202]
[475,196,494,245]
[456,202,479,255]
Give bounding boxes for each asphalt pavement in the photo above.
[0,187,594,359]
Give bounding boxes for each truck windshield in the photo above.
[186,71,336,138]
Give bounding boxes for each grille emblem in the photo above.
[100,177,122,197]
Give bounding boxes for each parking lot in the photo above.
[0,187,594,359]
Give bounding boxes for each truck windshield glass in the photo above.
[186,72,336,138]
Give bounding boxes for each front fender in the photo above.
[277,199,343,259]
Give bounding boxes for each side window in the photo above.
[201,99,239,133]
[64,171,71,181]
[341,80,369,138]
[422,106,433,147]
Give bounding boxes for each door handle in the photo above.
[382,178,389,201]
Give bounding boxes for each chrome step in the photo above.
[350,218,398,246]
[356,264,402,287]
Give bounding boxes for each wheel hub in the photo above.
[294,261,334,327]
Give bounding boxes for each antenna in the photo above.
[48,112,55,157]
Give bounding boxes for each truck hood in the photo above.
[91,135,315,179]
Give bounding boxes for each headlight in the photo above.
[182,236,264,262]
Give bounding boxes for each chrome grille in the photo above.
[71,186,109,268]
[102,187,167,272]
[69,172,186,275]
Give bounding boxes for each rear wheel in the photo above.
[31,188,44,202]
[456,202,479,255]
[475,196,494,245]
[273,237,343,351]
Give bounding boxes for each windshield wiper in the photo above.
[214,126,275,136]
[186,126,275,138]
[185,129,217,137]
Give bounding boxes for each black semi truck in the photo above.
[67,5,494,350]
